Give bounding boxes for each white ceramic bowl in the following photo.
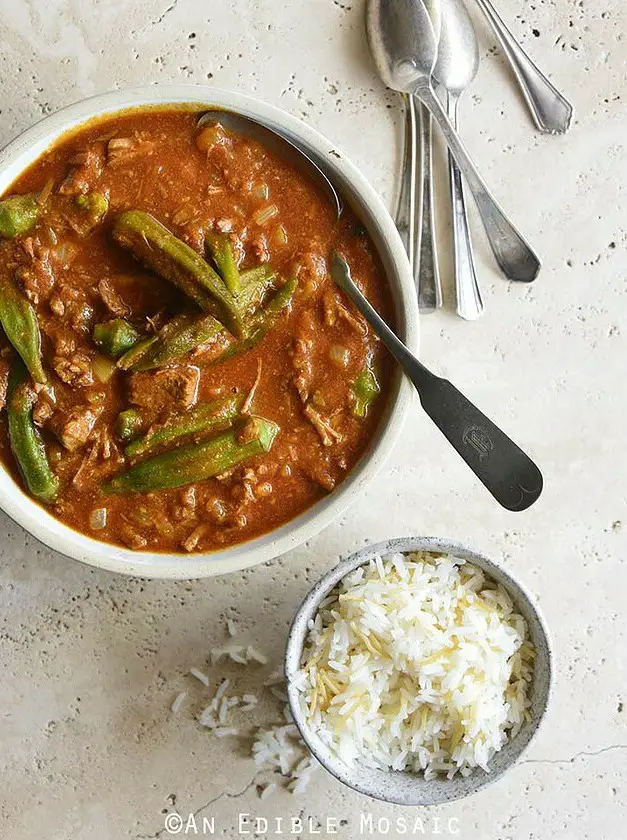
[0,85,418,578]
[285,536,552,805]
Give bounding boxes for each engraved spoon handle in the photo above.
[330,251,543,511]
[473,0,572,134]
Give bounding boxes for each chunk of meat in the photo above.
[250,233,269,263]
[49,295,65,316]
[32,388,56,426]
[106,136,156,166]
[301,459,336,492]
[299,251,327,297]
[49,328,76,356]
[119,522,148,550]
[59,143,104,195]
[322,288,368,335]
[49,405,101,451]
[304,404,343,447]
[48,285,92,332]
[71,428,123,488]
[290,336,314,404]
[181,524,207,552]
[53,353,94,387]
[171,486,198,523]
[0,359,9,411]
[15,250,55,305]
[128,366,200,413]
[215,217,234,233]
[98,278,130,317]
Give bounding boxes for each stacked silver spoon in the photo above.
[366,0,573,319]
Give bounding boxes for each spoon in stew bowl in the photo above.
[197,111,343,220]
[330,250,543,511]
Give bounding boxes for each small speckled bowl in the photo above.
[285,536,552,805]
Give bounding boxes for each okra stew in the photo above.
[0,107,393,553]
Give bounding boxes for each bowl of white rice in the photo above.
[284,536,552,805]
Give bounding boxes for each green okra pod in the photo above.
[104,416,279,494]
[125,394,244,459]
[0,273,46,383]
[112,211,244,337]
[0,194,40,239]
[351,365,380,418]
[7,358,59,503]
[115,335,158,372]
[93,318,142,359]
[236,266,277,316]
[114,408,145,442]
[118,311,223,372]
[73,191,109,235]
[255,274,297,322]
[216,274,298,363]
[206,232,241,295]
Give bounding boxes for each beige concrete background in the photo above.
[0,1,625,838]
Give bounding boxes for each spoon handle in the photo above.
[415,81,540,283]
[394,93,418,272]
[473,0,572,135]
[446,94,484,320]
[415,101,442,312]
[330,251,543,511]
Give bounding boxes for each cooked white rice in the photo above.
[294,551,535,779]
[171,638,317,795]
[170,692,187,714]
[189,667,210,686]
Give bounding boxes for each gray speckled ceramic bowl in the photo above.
[285,536,552,805]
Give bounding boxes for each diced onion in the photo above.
[196,122,226,153]
[92,355,117,383]
[89,507,108,530]
[273,225,288,246]
[252,183,270,201]
[37,177,55,206]
[252,203,279,226]
[329,344,350,368]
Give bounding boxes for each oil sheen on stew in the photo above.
[0,108,394,553]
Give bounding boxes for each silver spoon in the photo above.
[330,250,543,510]
[473,0,573,135]
[394,92,418,273]
[197,110,342,220]
[414,0,442,313]
[392,88,441,313]
[366,0,540,283]
[433,0,484,320]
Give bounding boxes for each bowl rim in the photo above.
[0,84,418,579]
[284,536,553,805]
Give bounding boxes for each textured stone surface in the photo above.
[0,1,625,838]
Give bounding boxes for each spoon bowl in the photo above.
[433,0,479,94]
[366,0,437,92]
